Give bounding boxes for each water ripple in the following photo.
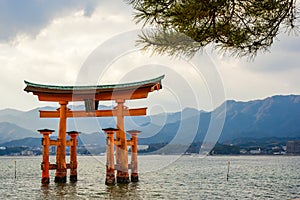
[0,156,299,199]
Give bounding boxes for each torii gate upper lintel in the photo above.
[24,75,164,185]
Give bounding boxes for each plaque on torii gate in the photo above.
[24,75,164,184]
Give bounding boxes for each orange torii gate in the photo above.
[24,75,164,184]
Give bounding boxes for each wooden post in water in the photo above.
[115,99,130,184]
[55,101,68,183]
[14,160,16,179]
[127,130,141,182]
[67,131,80,182]
[38,129,54,184]
[227,161,230,181]
[103,128,118,185]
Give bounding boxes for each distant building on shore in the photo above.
[249,148,261,155]
[286,141,300,154]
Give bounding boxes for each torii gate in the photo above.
[24,75,164,184]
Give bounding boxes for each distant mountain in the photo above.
[0,132,107,148]
[0,106,59,135]
[0,108,24,117]
[219,95,300,141]
[0,95,300,147]
[139,95,300,144]
[0,105,117,134]
[78,132,106,146]
[0,104,201,142]
[0,137,41,147]
[0,122,38,143]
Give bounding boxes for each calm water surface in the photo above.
[0,155,299,199]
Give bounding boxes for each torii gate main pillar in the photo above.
[115,99,130,183]
[55,101,68,183]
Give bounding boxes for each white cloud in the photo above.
[0,0,109,41]
[0,1,138,110]
[213,34,300,102]
[0,0,299,112]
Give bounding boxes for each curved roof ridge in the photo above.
[24,75,164,91]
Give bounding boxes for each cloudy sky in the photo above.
[1,0,300,113]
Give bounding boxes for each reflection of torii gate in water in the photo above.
[24,75,164,185]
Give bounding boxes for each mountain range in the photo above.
[0,94,299,147]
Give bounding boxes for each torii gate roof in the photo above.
[24,75,164,102]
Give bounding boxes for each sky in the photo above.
[0,0,300,114]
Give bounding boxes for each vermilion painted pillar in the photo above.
[115,99,130,184]
[67,131,79,182]
[127,130,141,182]
[38,129,55,184]
[103,128,118,185]
[55,101,68,183]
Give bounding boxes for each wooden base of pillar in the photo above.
[131,173,139,182]
[41,177,50,184]
[54,176,67,183]
[105,174,115,185]
[70,175,77,182]
[117,172,130,184]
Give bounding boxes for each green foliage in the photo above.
[127,0,299,58]
[211,143,241,155]
[0,147,27,156]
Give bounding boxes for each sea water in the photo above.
[0,155,299,199]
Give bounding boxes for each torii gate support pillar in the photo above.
[103,128,118,185]
[67,131,80,182]
[38,129,55,184]
[127,130,141,182]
